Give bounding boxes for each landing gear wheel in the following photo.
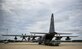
[54,44,59,46]
[38,42,42,45]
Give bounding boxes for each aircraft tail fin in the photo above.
[49,13,55,33]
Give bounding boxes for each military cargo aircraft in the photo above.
[2,13,77,46]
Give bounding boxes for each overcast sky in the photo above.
[0,0,82,40]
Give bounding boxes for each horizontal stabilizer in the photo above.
[30,32,49,34]
[57,33,72,35]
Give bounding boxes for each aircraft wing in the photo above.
[30,35,42,37]
[2,34,42,37]
[2,34,31,37]
[54,36,77,37]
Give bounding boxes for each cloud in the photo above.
[0,0,82,40]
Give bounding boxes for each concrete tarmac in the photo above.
[0,42,82,49]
